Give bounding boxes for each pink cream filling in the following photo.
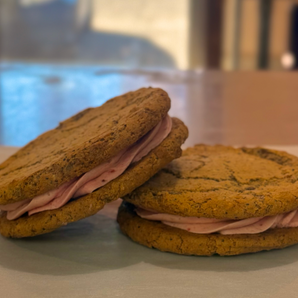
[135,207,298,235]
[0,115,172,220]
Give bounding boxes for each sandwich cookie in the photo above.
[0,87,188,238]
[118,145,298,255]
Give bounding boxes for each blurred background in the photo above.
[1,0,298,147]
[1,0,298,70]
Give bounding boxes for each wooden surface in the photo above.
[0,64,298,147]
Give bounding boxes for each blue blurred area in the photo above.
[0,62,190,146]
[0,63,137,146]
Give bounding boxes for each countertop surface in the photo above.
[1,146,298,298]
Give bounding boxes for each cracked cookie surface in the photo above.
[117,202,298,256]
[123,144,298,219]
[0,87,170,205]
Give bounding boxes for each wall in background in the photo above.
[0,0,297,70]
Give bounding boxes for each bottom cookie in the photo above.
[117,202,298,256]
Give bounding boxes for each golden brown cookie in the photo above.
[118,202,298,256]
[0,118,188,238]
[0,87,170,205]
[123,145,298,219]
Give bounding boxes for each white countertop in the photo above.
[1,146,298,298]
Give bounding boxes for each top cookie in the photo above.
[123,145,298,219]
[0,87,170,204]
